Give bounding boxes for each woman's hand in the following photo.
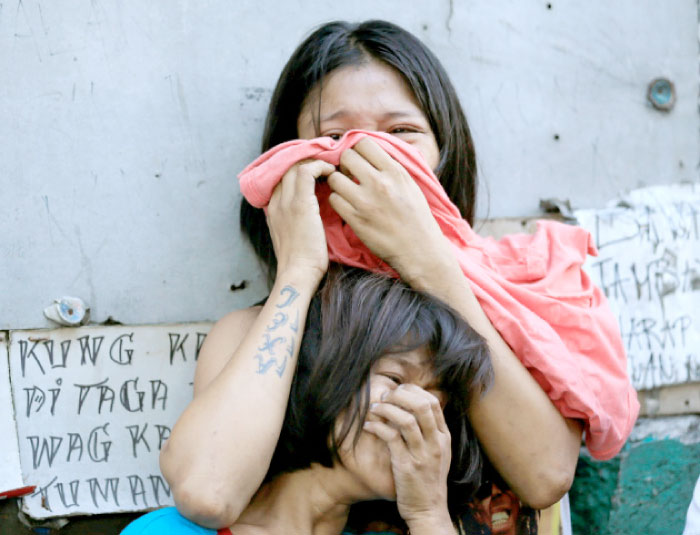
[363,384,454,530]
[267,159,336,281]
[327,138,450,279]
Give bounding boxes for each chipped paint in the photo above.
[571,417,700,534]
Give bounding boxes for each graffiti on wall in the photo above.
[575,183,700,390]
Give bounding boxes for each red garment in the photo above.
[217,530,232,535]
[238,130,639,459]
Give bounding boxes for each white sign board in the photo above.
[575,183,700,390]
[8,323,210,518]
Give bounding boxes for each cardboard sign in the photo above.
[575,184,700,390]
[8,323,210,518]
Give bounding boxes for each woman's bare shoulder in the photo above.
[193,305,263,395]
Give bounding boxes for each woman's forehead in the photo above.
[297,60,424,128]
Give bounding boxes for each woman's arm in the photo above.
[160,159,335,528]
[328,139,582,509]
[399,249,583,509]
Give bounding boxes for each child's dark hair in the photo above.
[240,20,478,286]
[266,265,493,515]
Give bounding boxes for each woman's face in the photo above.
[297,59,441,171]
[335,345,446,500]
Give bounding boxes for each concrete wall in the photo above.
[2,0,698,330]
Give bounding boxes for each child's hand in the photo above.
[363,384,453,528]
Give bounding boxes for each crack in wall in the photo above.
[445,0,454,35]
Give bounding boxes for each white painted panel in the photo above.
[1,1,698,329]
[8,323,209,518]
[575,183,700,390]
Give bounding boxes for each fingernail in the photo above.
[381,391,389,401]
[370,402,379,411]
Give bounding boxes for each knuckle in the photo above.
[399,413,417,428]
[296,166,315,179]
[415,399,432,414]
[374,179,391,195]
[390,166,408,180]
[422,388,438,401]
[428,397,441,411]
[299,160,325,177]
[355,198,371,214]
[327,172,343,187]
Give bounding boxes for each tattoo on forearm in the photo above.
[254,285,300,378]
[276,285,299,308]
[290,309,299,333]
[268,312,288,331]
[258,333,285,355]
[255,353,288,377]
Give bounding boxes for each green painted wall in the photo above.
[570,454,622,534]
[571,439,700,535]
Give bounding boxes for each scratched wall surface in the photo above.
[1,1,698,329]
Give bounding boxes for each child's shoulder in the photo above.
[121,507,220,534]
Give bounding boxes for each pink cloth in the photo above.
[238,130,639,459]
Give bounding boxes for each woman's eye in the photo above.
[382,374,402,385]
[325,133,343,141]
[389,127,417,135]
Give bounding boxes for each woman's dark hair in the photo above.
[266,266,493,515]
[240,20,478,286]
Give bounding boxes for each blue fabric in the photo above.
[121,507,219,534]
[120,506,401,535]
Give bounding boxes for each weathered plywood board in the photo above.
[637,381,700,417]
[8,323,210,518]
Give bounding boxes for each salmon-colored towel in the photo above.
[238,130,639,459]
